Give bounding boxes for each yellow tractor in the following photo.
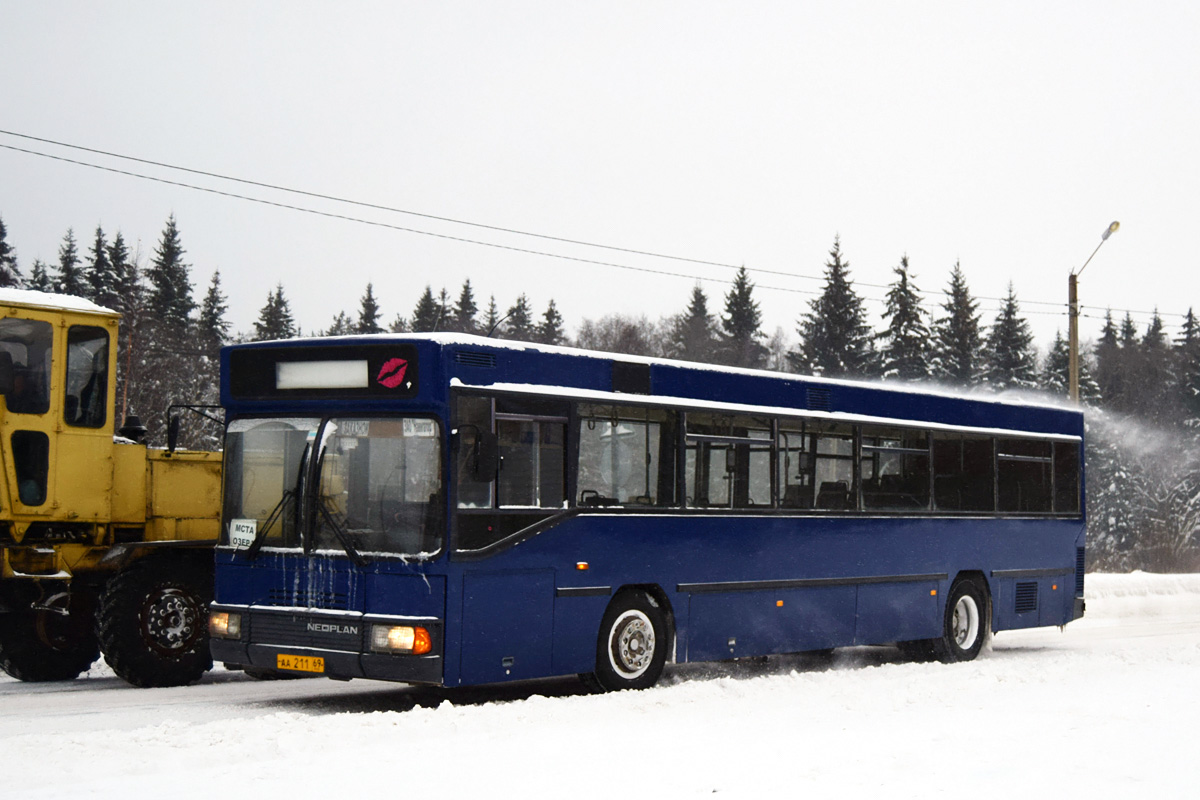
[0,288,221,687]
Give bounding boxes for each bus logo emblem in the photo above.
[376,358,409,389]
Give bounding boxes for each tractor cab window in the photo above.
[65,326,109,428]
[0,318,53,415]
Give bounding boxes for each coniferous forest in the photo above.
[3,214,1198,573]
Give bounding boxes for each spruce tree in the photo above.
[1040,330,1101,403]
[389,314,410,333]
[28,259,54,292]
[504,294,535,341]
[453,279,479,334]
[483,296,501,337]
[197,271,231,354]
[56,228,87,297]
[536,299,566,345]
[86,226,121,308]
[1135,311,1175,426]
[0,215,22,287]
[107,232,138,316]
[253,284,297,341]
[356,283,385,334]
[930,261,982,387]
[1174,309,1200,430]
[669,284,719,363]
[410,286,441,332]
[325,311,356,336]
[983,284,1038,390]
[878,256,929,381]
[146,215,195,334]
[790,237,876,378]
[1094,309,1124,408]
[718,267,767,369]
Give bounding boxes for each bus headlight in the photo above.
[370,624,432,655]
[209,611,242,639]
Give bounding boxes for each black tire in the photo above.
[897,639,936,662]
[589,591,669,691]
[98,554,213,688]
[930,578,989,663]
[0,591,100,682]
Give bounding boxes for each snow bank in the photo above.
[1,572,1197,799]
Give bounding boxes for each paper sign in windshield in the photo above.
[230,519,257,549]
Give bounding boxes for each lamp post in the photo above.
[1069,220,1120,402]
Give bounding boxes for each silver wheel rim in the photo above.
[951,594,980,650]
[608,609,656,679]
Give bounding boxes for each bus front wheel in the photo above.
[589,592,669,691]
[932,578,989,663]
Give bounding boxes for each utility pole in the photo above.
[1069,221,1120,402]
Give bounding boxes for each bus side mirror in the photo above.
[167,415,181,454]
[472,431,498,481]
[458,425,498,482]
[0,352,13,396]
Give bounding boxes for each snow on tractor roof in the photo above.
[0,287,117,315]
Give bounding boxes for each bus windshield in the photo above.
[222,416,444,558]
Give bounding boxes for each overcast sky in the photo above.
[3,1,1198,351]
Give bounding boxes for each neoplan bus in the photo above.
[209,334,1085,690]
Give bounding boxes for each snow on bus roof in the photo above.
[0,287,116,315]
[278,331,1078,415]
[449,378,1081,441]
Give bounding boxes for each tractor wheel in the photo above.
[0,590,100,682]
[98,554,213,688]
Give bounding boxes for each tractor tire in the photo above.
[0,591,100,682]
[98,553,213,688]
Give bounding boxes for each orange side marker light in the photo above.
[576,562,589,571]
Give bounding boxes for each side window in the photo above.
[998,438,1053,513]
[811,422,855,510]
[494,398,567,509]
[685,412,771,509]
[12,430,49,506]
[0,318,53,415]
[577,404,675,507]
[65,326,109,428]
[1054,441,1081,514]
[933,433,995,512]
[860,427,930,511]
[454,395,494,509]
[777,421,813,509]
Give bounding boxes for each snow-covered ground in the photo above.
[3,573,1198,799]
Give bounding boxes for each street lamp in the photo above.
[1069,220,1120,402]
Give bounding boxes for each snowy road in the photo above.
[3,573,1198,799]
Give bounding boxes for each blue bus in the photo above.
[209,334,1085,690]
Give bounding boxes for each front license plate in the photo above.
[276,654,325,673]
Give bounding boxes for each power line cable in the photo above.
[1,132,1185,324]
[0,128,1091,308]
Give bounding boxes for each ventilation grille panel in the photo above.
[456,351,497,368]
[807,387,832,412]
[1014,582,1039,614]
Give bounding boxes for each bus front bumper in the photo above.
[209,604,444,685]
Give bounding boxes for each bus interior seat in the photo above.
[816,481,849,510]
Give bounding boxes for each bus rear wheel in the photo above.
[589,592,669,691]
[931,578,989,663]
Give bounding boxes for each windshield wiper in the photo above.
[243,488,293,560]
[243,440,310,561]
[315,499,368,567]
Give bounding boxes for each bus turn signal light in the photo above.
[371,625,432,655]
